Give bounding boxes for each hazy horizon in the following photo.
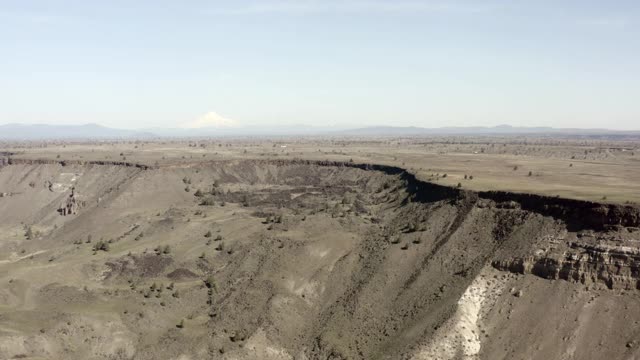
[1,122,639,132]
[2,1,639,130]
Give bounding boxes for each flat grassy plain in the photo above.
[4,136,638,203]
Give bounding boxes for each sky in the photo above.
[1,0,639,130]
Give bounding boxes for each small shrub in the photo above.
[215,242,224,252]
[204,275,216,289]
[93,240,110,252]
[200,197,216,206]
[25,226,34,240]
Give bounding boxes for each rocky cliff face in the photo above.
[492,227,640,290]
[479,190,640,230]
[338,160,640,230]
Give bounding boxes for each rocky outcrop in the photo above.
[492,240,640,290]
[58,187,84,216]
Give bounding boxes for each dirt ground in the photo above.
[1,138,640,359]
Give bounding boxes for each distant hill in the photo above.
[0,123,638,139]
[336,125,640,136]
[0,123,154,140]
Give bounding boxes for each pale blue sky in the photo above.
[1,0,638,129]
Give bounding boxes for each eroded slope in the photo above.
[0,159,639,360]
